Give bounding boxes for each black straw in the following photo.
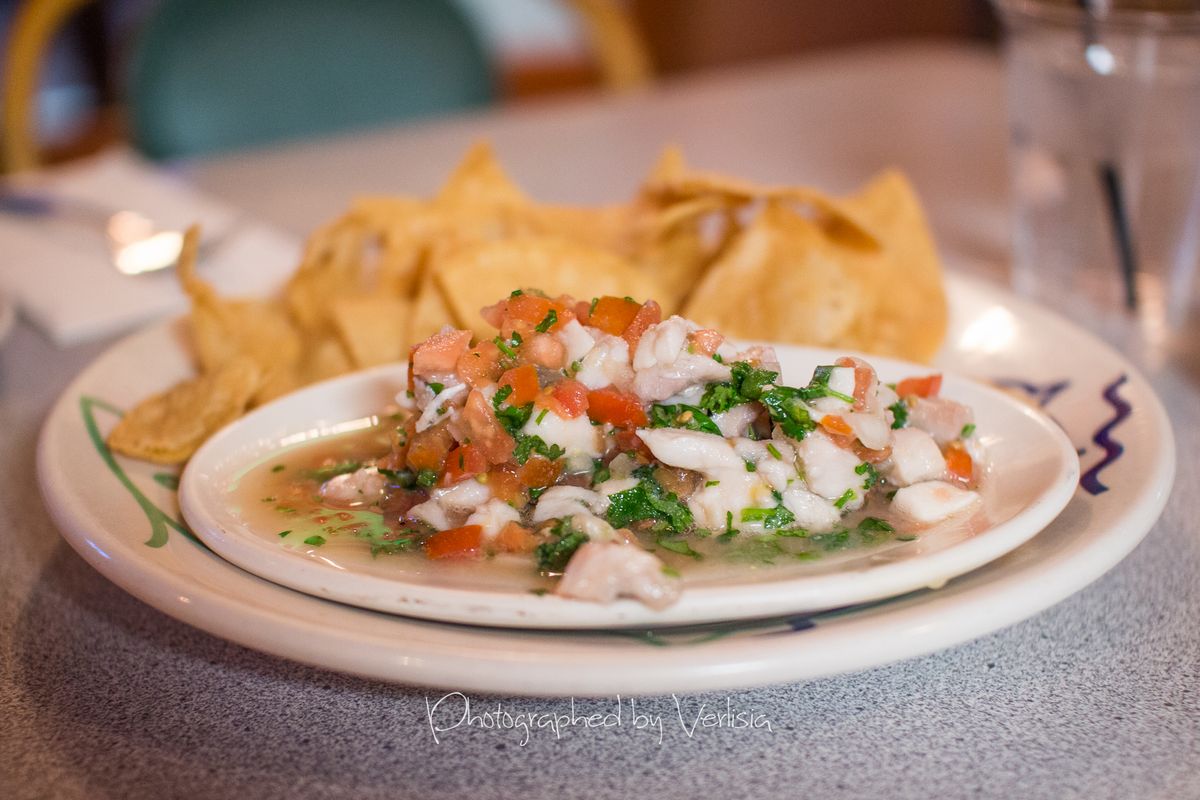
[1077,0,1140,310]
[1099,161,1139,309]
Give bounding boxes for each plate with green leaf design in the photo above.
[36,274,1174,696]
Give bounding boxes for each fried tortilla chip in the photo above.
[683,202,863,346]
[838,169,947,362]
[107,356,261,464]
[434,236,664,339]
[330,293,412,369]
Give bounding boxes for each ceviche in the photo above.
[256,290,981,609]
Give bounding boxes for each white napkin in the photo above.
[0,148,301,346]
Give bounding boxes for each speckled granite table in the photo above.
[2,43,1196,799]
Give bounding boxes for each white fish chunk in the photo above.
[320,467,386,505]
[575,334,633,391]
[638,428,744,474]
[892,480,980,525]
[780,486,842,533]
[521,408,602,472]
[886,428,947,486]
[532,486,609,523]
[795,430,867,510]
[555,541,681,609]
[464,499,521,538]
[555,319,596,365]
[909,396,974,446]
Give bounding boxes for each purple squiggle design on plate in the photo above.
[1080,374,1130,495]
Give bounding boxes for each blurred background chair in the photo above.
[1,0,652,172]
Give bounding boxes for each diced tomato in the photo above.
[611,428,652,459]
[896,374,943,399]
[548,379,589,419]
[688,329,724,357]
[573,299,593,325]
[461,388,516,464]
[588,296,642,336]
[439,443,488,486]
[483,467,525,506]
[491,521,538,554]
[587,387,648,428]
[405,423,455,472]
[498,364,539,406]
[518,456,563,489]
[820,414,855,437]
[411,328,472,378]
[504,294,572,333]
[425,525,484,559]
[944,443,974,484]
[622,299,661,350]
[456,340,504,388]
[836,355,876,410]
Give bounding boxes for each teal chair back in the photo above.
[128,0,496,159]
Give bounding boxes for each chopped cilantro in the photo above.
[656,535,702,560]
[712,353,724,364]
[961,423,976,438]
[649,403,721,435]
[766,442,783,460]
[510,289,524,298]
[856,517,895,533]
[536,518,589,573]
[493,332,523,360]
[278,530,291,538]
[592,459,611,485]
[740,504,796,529]
[428,382,444,396]
[855,461,881,490]
[271,464,286,473]
[569,360,582,374]
[528,486,548,501]
[304,535,326,547]
[606,467,693,532]
[800,365,856,404]
[492,385,534,435]
[415,468,438,488]
[536,408,549,425]
[535,309,558,333]
[589,297,599,314]
[744,459,757,472]
[727,535,785,564]
[717,510,739,541]
[810,529,853,551]
[833,489,856,509]
[889,400,909,429]
[512,434,565,465]
[305,461,362,482]
[896,535,919,542]
[775,528,809,538]
[705,479,720,487]
[661,564,681,578]
[758,386,817,440]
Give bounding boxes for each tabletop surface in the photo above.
[2,43,1197,800]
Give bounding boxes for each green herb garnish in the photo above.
[416,468,439,488]
[535,518,589,573]
[855,461,881,490]
[656,535,702,560]
[606,466,693,533]
[961,423,976,438]
[889,400,909,429]
[649,403,721,435]
[428,382,444,396]
[535,309,558,333]
[304,535,326,547]
[833,488,856,509]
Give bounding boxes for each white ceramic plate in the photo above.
[36,274,1175,696]
[180,353,1078,629]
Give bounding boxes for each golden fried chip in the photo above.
[683,202,863,346]
[434,237,665,339]
[107,357,261,464]
[436,141,528,209]
[330,293,411,369]
[838,170,947,362]
[407,263,460,345]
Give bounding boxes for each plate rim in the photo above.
[35,272,1177,696]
